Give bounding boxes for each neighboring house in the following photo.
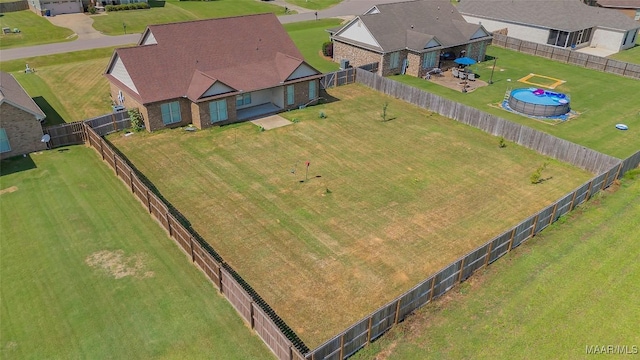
[28,0,82,15]
[329,0,493,78]
[458,0,640,55]
[596,0,640,22]
[0,71,46,160]
[104,14,323,132]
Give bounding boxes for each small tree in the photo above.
[322,41,333,57]
[499,136,506,148]
[380,101,389,122]
[530,162,549,184]
[128,108,144,132]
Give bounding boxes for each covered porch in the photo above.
[237,102,282,121]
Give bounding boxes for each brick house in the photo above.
[104,13,323,132]
[330,0,493,78]
[458,0,640,56]
[0,71,46,160]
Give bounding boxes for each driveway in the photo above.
[45,13,106,40]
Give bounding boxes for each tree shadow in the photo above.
[0,154,37,176]
[33,96,65,126]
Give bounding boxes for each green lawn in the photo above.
[91,0,289,35]
[609,39,640,64]
[284,18,341,73]
[0,10,74,49]
[393,45,640,158]
[0,147,273,359]
[285,0,341,10]
[0,48,117,124]
[353,170,640,360]
[107,84,592,347]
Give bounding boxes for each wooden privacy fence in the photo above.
[43,110,130,148]
[319,62,378,90]
[355,69,620,173]
[0,0,28,12]
[306,152,640,360]
[492,34,640,80]
[81,123,308,360]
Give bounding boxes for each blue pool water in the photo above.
[511,88,568,105]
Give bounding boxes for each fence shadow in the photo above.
[33,96,65,126]
[0,154,37,176]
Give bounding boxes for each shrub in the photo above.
[88,4,97,14]
[128,108,144,132]
[322,41,333,57]
[319,111,327,119]
[499,136,506,148]
[530,162,549,184]
[105,4,115,11]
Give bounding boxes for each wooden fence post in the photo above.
[394,299,401,324]
[601,169,611,191]
[339,334,345,359]
[457,258,465,283]
[614,162,624,181]
[112,113,118,132]
[114,153,119,176]
[584,180,594,202]
[166,213,172,237]
[190,237,196,262]
[146,190,152,213]
[129,170,135,193]
[549,202,559,225]
[484,240,494,267]
[429,276,436,302]
[506,228,517,252]
[367,317,373,343]
[530,214,539,238]
[569,189,578,211]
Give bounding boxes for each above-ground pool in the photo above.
[508,88,570,117]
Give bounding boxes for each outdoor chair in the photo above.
[468,73,476,81]
[452,68,459,78]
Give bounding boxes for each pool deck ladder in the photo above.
[503,88,512,102]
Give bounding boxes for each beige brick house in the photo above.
[0,71,46,160]
[330,0,493,78]
[105,13,323,132]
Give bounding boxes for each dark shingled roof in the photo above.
[458,0,640,32]
[334,0,489,53]
[0,71,45,121]
[106,13,314,104]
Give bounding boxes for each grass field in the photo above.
[285,0,341,10]
[284,19,342,73]
[394,45,640,159]
[609,40,640,64]
[352,170,640,360]
[107,84,593,347]
[91,0,289,35]
[0,147,273,359]
[0,10,74,49]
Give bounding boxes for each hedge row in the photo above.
[106,3,149,11]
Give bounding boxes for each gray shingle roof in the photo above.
[458,0,639,32]
[0,71,45,121]
[596,0,640,8]
[335,0,490,52]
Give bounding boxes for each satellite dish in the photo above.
[41,134,50,143]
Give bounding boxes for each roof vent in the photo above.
[411,24,414,29]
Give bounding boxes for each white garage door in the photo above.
[46,1,82,15]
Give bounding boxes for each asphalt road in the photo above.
[0,0,409,61]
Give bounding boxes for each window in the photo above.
[0,129,10,153]
[287,85,295,105]
[308,81,316,100]
[389,51,400,69]
[422,51,437,69]
[209,100,228,123]
[635,9,640,21]
[160,101,181,125]
[235,93,251,107]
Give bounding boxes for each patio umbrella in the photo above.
[454,57,477,66]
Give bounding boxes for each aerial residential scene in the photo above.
[1,0,638,359]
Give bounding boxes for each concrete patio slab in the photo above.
[251,115,293,130]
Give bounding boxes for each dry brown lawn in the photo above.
[108,84,593,347]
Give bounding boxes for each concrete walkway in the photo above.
[0,0,410,61]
